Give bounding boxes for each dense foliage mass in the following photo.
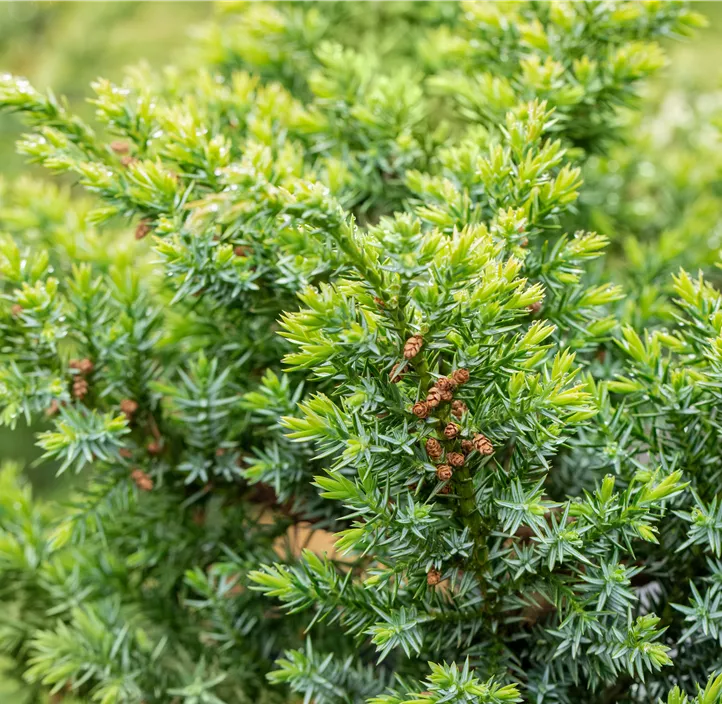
[1,2,721,703]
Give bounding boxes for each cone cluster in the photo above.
[421,369,469,417]
[413,368,497,485]
[69,358,94,400]
[131,468,154,491]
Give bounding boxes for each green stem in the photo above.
[453,462,488,588]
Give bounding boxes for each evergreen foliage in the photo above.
[0,2,720,703]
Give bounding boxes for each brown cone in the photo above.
[135,220,152,240]
[412,401,430,419]
[389,363,405,384]
[120,399,138,416]
[473,433,494,456]
[425,437,443,460]
[436,377,456,392]
[452,368,470,385]
[427,568,442,586]
[45,399,60,417]
[78,358,94,374]
[451,400,468,418]
[447,452,465,467]
[110,140,130,154]
[426,387,442,408]
[439,386,454,402]
[436,464,453,481]
[403,335,423,360]
[443,423,459,440]
[131,469,153,491]
[72,378,89,400]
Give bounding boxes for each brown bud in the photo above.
[403,334,423,360]
[135,219,152,240]
[451,400,468,418]
[373,296,385,308]
[452,368,470,385]
[443,423,459,440]
[120,399,138,416]
[436,464,453,482]
[45,399,60,417]
[234,245,249,257]
[425,437,443,460]
[436,377,456,392]
[426,387,442,408]
[110,140,129,154]
[438,484,451,495]
[520,237,529,247]
[72,378,89,400]
[427,568,442,586]
[439,386,454,402]
[473,433,494,456]
[69,359,82,370]
[120,155,138,167]
[147,441,163,456]
[528,301,542,315]
[412,401,430,419]
[11,303,23,316]
[131,469,153,491]
[461,439,474,455]
[215,447,226,457]
[78,358,94,374]
[119,448,133,459]
[389,363,405,384]
[447,452,465,467]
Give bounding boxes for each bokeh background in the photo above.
[0,2,213,510]
[0,6,208,696]
[0,0,721,698]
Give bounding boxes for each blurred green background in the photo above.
[1,7,210,694]
[0,1,211,509]
[0,1,721,701]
